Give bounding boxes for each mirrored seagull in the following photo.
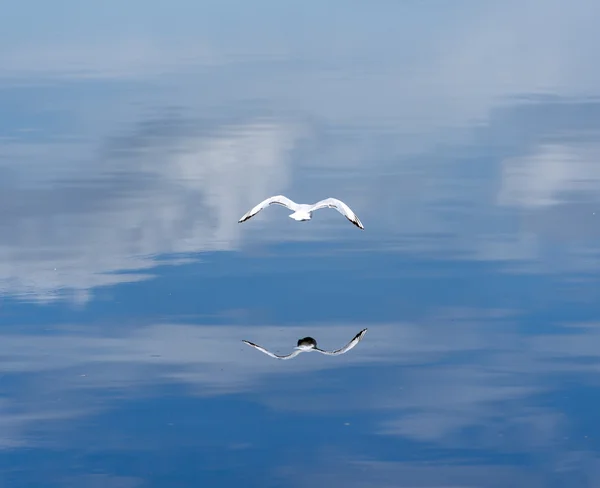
[238,195,364,229]
[242,328,368,360]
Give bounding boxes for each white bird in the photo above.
[242,328,368,360]
[238,195,364,229]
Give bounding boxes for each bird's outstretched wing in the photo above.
[238,195,299,223]
[242,340,303,360]
[314,328,368,356]
[309,198,364,229]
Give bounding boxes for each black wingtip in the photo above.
[347,216,364,229]
[354,328,368,340]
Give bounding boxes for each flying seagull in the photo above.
[242,328,368,360]
[238,195,364,229]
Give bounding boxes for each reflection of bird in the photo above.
[238,195,364,229]
[242,328,368,360]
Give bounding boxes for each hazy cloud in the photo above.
[0,115,303,302]
[2,309,600,453]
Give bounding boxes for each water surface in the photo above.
[2,1,600,487]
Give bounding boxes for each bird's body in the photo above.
[289,208,313,222]
[296,337,317,349]
[242,328,368,360]
[238,195,364,229]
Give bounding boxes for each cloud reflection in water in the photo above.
[2,1,600,486]
[1,309,600,456]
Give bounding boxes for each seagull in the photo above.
[238,195,364,229]
[242,328,368,360]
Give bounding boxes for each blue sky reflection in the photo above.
[2,1,600,486]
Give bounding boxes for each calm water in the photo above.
[2,1,600,487]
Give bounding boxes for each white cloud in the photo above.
[0,39,216,81]
[498,143,600,208]
[0,117,302,302]
[1,0,599,302]
[0,321,379,448]
[2,310,600,452]
[277,455,598,488]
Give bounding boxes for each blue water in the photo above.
[2,1,600,486]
